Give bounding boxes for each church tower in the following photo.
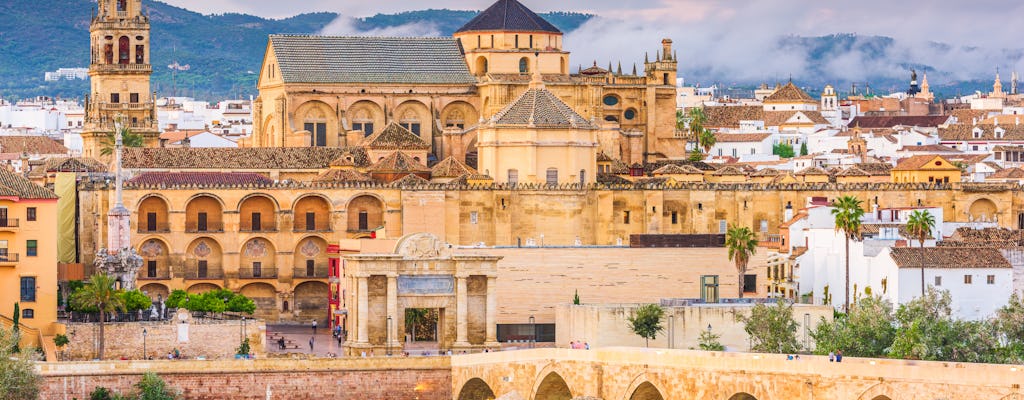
[918,73,934,101]
[820,85,841,126]
[83,0,159,161]
[992,70,1006,98]
[644,39,678,87]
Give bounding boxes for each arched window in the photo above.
[604,115,618,122]
[546,168,558,185]
[117,0,127,12]
[118,36,130,65]
[351,109,374,137]
[104,43,114,64]
[519,57,529,74]
[476,56,488,76]
[399,110,421,136]
[603,95,619,106]
[135,45,144,64]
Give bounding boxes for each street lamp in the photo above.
[386,315,392,356]
[528,315,535,349]
[142,328,147,360]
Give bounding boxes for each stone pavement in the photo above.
[265,324,343,357]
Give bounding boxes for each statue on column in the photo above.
[94,115,144,289]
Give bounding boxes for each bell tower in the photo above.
[83,0,159,161]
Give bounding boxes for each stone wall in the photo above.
[38,357,450,400]
[64,318,265,361]
[555,303,834,351]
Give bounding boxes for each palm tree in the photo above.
[905,209,936,297]
[100,116,144,156]
[831,196,865,311]
[70,273,125,359]
[726,225,759,298]
[685,107,717,157]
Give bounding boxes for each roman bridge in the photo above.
[452,348,1024,400]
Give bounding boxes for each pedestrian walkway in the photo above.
[265,324,342,357]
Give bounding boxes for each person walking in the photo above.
[312,319,318,334]
[309,336,315,352]
[836,350,843,363]
[828,351,835,362]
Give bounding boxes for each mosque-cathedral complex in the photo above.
[65,0,1024,327]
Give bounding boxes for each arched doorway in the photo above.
[346,195,384,233]
[293,195,331,232]
[137,196,169,233]
[629,382,664,400]
[185,194,224,233]
[239,194,278,232]
[534,372,571,400]
[293,281,329,324]
[458,378,496,400]
[728,393,757,400]
[240,282,278,321]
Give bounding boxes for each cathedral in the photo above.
[248,0,683,174]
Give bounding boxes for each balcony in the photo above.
[96,102,154,111]
[89,63,152,74]
[186,222,224,233]
[137,268,169,280]
[0,253,19,266]
[239,267,277,279]
[184,268,224,280]
[0,219,18,231]
[138,223,170,234]
[293,266,329,279]
[293,225,332,233]
[240,224,278,233]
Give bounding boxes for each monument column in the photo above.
[356,275,369,344]
[485,275,498,346]
[386,273,400,349]
[454,274,469,347]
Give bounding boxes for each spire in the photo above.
[608,61,613,73]
[616,62,622,75]
[632,63,637,76]
[645,52,649,63]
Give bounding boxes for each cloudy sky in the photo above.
[162,0,1024,85]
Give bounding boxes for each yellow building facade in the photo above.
[82,0,160,161]
[891,155,962,184]
[0,169,60,340]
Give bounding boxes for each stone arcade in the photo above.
[343,233,501,356]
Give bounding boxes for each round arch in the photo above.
[474,56,489,76]
[293,281,330,324]
[293,194,332,232]
[292,100,338,147]
[239,282,279,321]
[261,114,277,147]
[293,235,328,278]
[622,374,667,400]
[347,100,385,137]
[532,371,572,400]
[185,193,225,232]
[236,193,281,212]
[441,101,479,130]
[457,377,496,400]
[135,193,171,210]
[187,282,221,294]
[728,393,758,400]
[393,100,431,138]
[347,194,385,233]
[856,383,906,400]
[137,195,170,232]
[137,238,170,280]
[240,237,277,274]
[185,237,223,279]
[238,193,279,232]
[139,283,169,301]
[968,198,999,222]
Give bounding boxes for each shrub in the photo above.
[164,290,188,309]
[121,290,153,312]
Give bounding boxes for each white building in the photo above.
[44,68,89,82]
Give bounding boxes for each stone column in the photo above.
[485,275,498,346]
[386,273,400,349]
[356,275,369,344]
[454,274,469,347]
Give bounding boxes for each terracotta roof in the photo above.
[368,151,430,173]
[644,160,717,173]
[431,156,477,178]
[900,144,959,153]
[0,136,68,155]
[0,168,56,199]
[364,122,430,150]
[491,88,597,129]
[951,109,990,124]
[987,167,1024,180]
[455,0,562,34]
[847,116,952,129]
[596,152,613,162]
[122,147,370,170]
[764,110,829,126]
[268,35,476,85]
[580,63,609,76]
[837,166,869,176]
[29,157,106,177]
[653,164,703,175]
[597,173,632,184]
[855,163,892,176]
[763,82,816,104]
[159,130,206,142]
[125,172,272,187]
[796,166,829,176]
[945,227,1024,246]
[704,105,763,129]
[992,145,1024,152]
[714,133,771,143]
[751,168,781,177]
[609,159,629,174]
[938,124,1024,141]
[889,247,1010,269]
[389,173,431,187]
[892,155,958,171]
[314,169,376,183]
[711,166,747,176]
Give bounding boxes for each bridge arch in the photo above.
[621,374,667,400]
[531,369,573,400]
[457,377,496,400]
[728,393,758,400]
[856,383,905,400]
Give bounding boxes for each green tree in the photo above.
[905,209,936,297]
[70,273,126,359]
[685,107,716,157]
[831,195,864,311]
[738,300,800,353]
[0,325,41,400]
[121,290,153,313]
[726,225,758,298]
[800,142,809,156]
[165,289,188,308]
[405,308,429,342]
[133,372,179,400]
[236,338,251,356]
[889,288,953,360]
[698,329,725,351]
[89,386,115,400]
[772,143,795,158]
[99,116,145,156]
[226,295,256,314]
[627,304,665,347]
[572,289,580,305]
[810,295,895,357]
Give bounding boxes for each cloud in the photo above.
[317,17,439,37]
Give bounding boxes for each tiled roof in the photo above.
[763,82,815,104]
[123,147,370,170]
[711,166,747,176]
[938,124,1024,141]
[764,110,829,126]
[900,144,959,153]
[893,155,958,171]
[455,0,562,34]
[491,88,597,129]
[847,116,952,129]
[29,157,106,177]
[314,169,376,183]
[855,163,892,176]
[951,109,990,124]
[704,105,763,129]
[796,166,829,176]
[946,227,1024,246]
[0,168,56,199]
[889,247,1010,269]
[268,35,476,85]
[714,133,771,143]
[837,166,870,176]
[159,130,206,142]
[368,151,431,173]
[652,164,703,175]
[0,136,68,155]
[751,168,781,177]
[596,152,613,162]
[987,167,1024,180]
[389,173,431,187]
[644,160,717,173]
[609,159,629,174]
[364,123,431,150]
[580,63,609,76]
[431,156,477,177]
[597,173,632,184]
[125,172,272,187]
